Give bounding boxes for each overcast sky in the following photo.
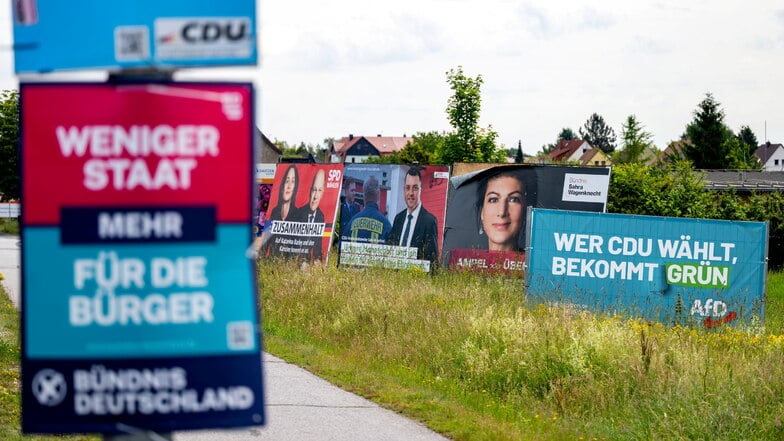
[2,0,783,155]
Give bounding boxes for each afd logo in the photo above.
[157,18,250,45]
[690,298,739,328]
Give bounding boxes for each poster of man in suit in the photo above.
[339,164,450,272]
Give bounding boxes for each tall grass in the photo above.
[0,218,19,235]
[1,259,781,439]
[0,286,97,441]
[261,260,784,440]
[766,270,784,334]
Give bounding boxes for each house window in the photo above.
[776,159,780,165]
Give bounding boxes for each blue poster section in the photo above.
[22,355,264,433]
[525,209,768,326]
[24,225,258,359]
[12,0,257,73]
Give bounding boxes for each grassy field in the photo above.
[0,218,19,236]
[0,286,97,441]
[261,261,784,440]
[1,255,782,440]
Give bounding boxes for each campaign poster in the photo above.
[442,165,610,275]
[259,164,343,264]
[19,82,264,433]
[526,209,768,327]
[254,163,276,237]
[12,0,257,73]
[337,164,450,272]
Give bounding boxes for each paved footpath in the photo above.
[0,234,450,441]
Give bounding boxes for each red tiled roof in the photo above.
[333,135,413,156]
[548,139,589,162]
[367,136,413,154]
[333,136,360,154]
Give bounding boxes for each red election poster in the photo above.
[259,164,343,264]
[22,83,252,224]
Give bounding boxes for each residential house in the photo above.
[614,145,660,165]
[755,143,784,172]
[656,140,689,165]
[547,139,610,166]
[255,129,282,163]
[330,134,413,163]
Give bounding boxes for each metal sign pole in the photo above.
[104,435,173,441]
[104,429,172,441]
[104,435,172,441]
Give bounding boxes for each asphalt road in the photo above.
[0,234,450,441]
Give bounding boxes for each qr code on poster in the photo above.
[114,26,150,61]
[227,321,255,350]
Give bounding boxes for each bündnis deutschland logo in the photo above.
[32,369,67,406]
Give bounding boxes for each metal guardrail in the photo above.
[0,204,21,218]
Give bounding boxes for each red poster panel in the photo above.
[259,164,343,264]
[21,83,253,225]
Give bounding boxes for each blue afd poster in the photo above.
[525,209,768,327]
[12,0,257,73]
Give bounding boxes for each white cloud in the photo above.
[2,0,784,154]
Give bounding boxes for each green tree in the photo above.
[683,93,735,168]
[274,138,327,160]
[735,125,759,167]
[722,136,761,169]
[405,131,444,164]
[365,131,447,165]
[515,140,524,164]
[272,138,290,152]
[438,66,504,163]
[558,127,577,141]
[737,125,758,149]
[445,66,481,150]
[579,113,616,153]
[615,115,653,164]
[474,126,506,163]
[608,161,713,218]
[0,90,19,201]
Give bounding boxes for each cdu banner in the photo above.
[12,0,257,73]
